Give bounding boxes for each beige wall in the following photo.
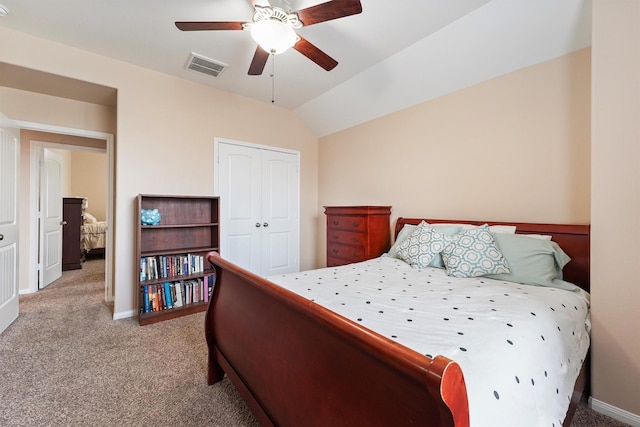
[318,48,591,266]
[0,86,116,132]
[70,151,107,220]
[0,26,319,317]
[591,0,640,418]
[52,148,73,196]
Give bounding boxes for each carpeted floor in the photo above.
[0,258,630,426]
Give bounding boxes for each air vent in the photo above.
[185,53,228,78]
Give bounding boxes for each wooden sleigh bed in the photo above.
[205,217,590,427]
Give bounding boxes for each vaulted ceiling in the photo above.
[0,0,591,136]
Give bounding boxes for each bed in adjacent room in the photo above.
[82,212,106,255]
[204,217,590,427]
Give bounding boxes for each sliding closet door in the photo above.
[217,140,299,277]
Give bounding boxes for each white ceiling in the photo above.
[0,0,591,136]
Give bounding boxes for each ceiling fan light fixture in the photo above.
[250,19,297,55]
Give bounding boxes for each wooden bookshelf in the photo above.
[136,194,219,325]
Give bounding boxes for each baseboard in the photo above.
[590,397,640,427]
[112,309,137,321]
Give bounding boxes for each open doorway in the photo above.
[33,142,108,290]
[20,125,115,303]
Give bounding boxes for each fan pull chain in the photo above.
[270,51,276,104]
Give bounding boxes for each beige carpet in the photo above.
[0,258,258,427]
[0,258,629,427]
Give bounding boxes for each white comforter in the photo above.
[269,256,590,427]
[82,221,106,251]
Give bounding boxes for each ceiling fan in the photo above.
[175,0,363,76]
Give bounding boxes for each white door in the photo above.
[40,148,63,288]
[260,149,299,276]
[217,141,299,277]
[0,126,19,334]
[218,143,262,273]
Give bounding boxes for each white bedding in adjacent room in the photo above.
[82,221,106,251]
[269,256,590,427]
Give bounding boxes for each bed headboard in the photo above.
[395,218,590,293]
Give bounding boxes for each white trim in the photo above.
[590,397,640,427]
[11,118,115,304]
[29,143,42,293]
[112,309,137,321]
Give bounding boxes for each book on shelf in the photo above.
[139,273,216,314]
[139,254,205,281]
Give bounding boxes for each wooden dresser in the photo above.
[62,197,85,271]
[324,206,392,267]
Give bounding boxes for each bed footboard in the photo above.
[205,252,469,427]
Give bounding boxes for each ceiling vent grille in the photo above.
[185,53,228,78]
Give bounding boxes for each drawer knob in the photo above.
[332,248,339,254]
[352,222,360,227]
[333,221,339,226]
[332,234,339,240]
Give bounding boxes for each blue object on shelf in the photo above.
[141,208,161,225]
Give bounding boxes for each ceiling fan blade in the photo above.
[175,21,244,31]
[296,0,362,26]
[248,46,270,75]
[293,36,338,71]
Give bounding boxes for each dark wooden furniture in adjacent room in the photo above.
[324,205,392,267]
[136,194,220,325]
[62,197,84,271]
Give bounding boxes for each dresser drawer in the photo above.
[327,215,366,232]
[327,229,365,246]
[327,242,365,263]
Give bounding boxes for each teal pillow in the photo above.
[389,222,461,268]
[485,233,572,288]
[396,222,455,269]
[441,225,510,278]
[388,224,417,259]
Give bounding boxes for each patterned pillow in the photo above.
[396,221,453,269]
[441,225,510,278]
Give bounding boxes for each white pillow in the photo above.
[520,233,552,240]
[84,212,98,224]
[436,223,516,234]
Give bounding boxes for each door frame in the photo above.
[213,137,301,273]
[8,118,115,302]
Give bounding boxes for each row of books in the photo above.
[140,254,205,281]
[140,275,214,313]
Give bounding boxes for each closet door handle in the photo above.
[0,234,3,241]
[263,222,269,228]
[60,220,68,226]
[255,223,262,228]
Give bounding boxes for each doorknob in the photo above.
[60,220,68,226]
[263,222,269,228]
[0,234,3,241]
[255,223,262,228]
